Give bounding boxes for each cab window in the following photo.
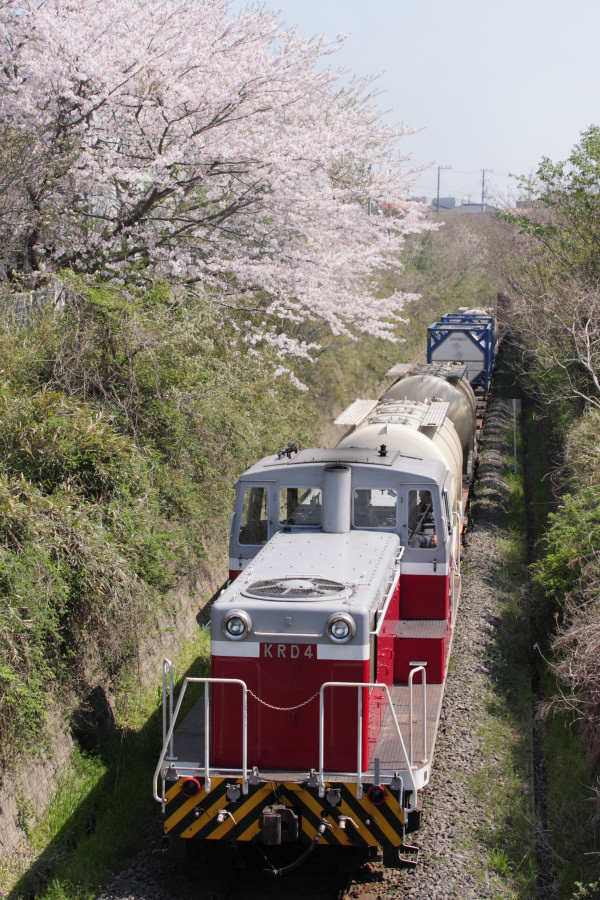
[408,489,438,548]
[279,487,322,526]
[353,488,397,528]
[442,490,452,532]
[239,486,269,545]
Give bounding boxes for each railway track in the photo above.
[110,836,372,900]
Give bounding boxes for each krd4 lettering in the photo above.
[261,643,314,659]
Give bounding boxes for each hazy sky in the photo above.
[229,0,600,206]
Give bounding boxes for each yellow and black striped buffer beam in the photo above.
[164,778,407,849]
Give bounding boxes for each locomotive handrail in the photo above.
[408,666,428,768]
[162,658,174,759]
[370,552,404,637]
[317,681,419,810]
[453,510,462,571]
[153,676,249,804]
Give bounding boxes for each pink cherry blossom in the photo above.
[0,0,430,359]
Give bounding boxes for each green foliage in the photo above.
[531,487,600,600]
[511,125,600,284]
[0,387,146,499]
[0,274,313,768]
[517,376,600,896]
[489,847,511,876]
[570,882,600,899]
[502,127,600,409]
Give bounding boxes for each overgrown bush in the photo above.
[534,409,600,778]
[532,488,600,600]
[0,275,312,767]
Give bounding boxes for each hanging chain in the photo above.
[246,688,320,711]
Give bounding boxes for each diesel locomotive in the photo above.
[153,310,495,871]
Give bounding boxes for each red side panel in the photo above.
[400,573,450,619]
[393,620,451,684]
[211,653,370,771]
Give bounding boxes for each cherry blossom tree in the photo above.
[0,0,426,357]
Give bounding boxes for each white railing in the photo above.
[153,673,249,803]
[408,666,428,767]
[370,551,404,637]
[453,509,462,572]
[155,665,427,812]
[317,680,423,808]
[162,658,174,760]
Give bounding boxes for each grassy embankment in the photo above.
[521,393,600,899]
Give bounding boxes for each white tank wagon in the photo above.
[383,363,477,475]
[336,398,463,518]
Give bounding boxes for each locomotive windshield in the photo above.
[239,486,269,546]
[278,487,322,526]
[353,488,397,528]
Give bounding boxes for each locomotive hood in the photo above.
[212,530,401,658]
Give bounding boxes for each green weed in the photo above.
[1,630,211,900]
[490,847,511,876]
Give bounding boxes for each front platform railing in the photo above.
[154,661,427,812]
[317,680,422,809]
[153,669,249,802]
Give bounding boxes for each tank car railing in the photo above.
[318,681,420,810]
[153,673,249,804]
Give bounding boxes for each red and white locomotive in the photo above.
[154,318,491,870]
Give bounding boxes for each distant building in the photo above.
[456,202,496,214]
[434,197,456,210]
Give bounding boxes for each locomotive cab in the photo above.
[228,450,453,577]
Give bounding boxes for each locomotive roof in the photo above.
[235,446,448,484]
[214,530,400,622]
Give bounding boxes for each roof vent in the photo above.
[244,577,348,601]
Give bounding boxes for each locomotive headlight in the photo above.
[222,609,252,641]
[326,613,356,644]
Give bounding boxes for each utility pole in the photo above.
[481,168,492,212]
[436,165,451,213]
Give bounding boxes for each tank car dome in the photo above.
[384,373,476,462]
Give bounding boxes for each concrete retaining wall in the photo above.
[0,550,227,860]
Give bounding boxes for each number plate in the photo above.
[261,643,315,660]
